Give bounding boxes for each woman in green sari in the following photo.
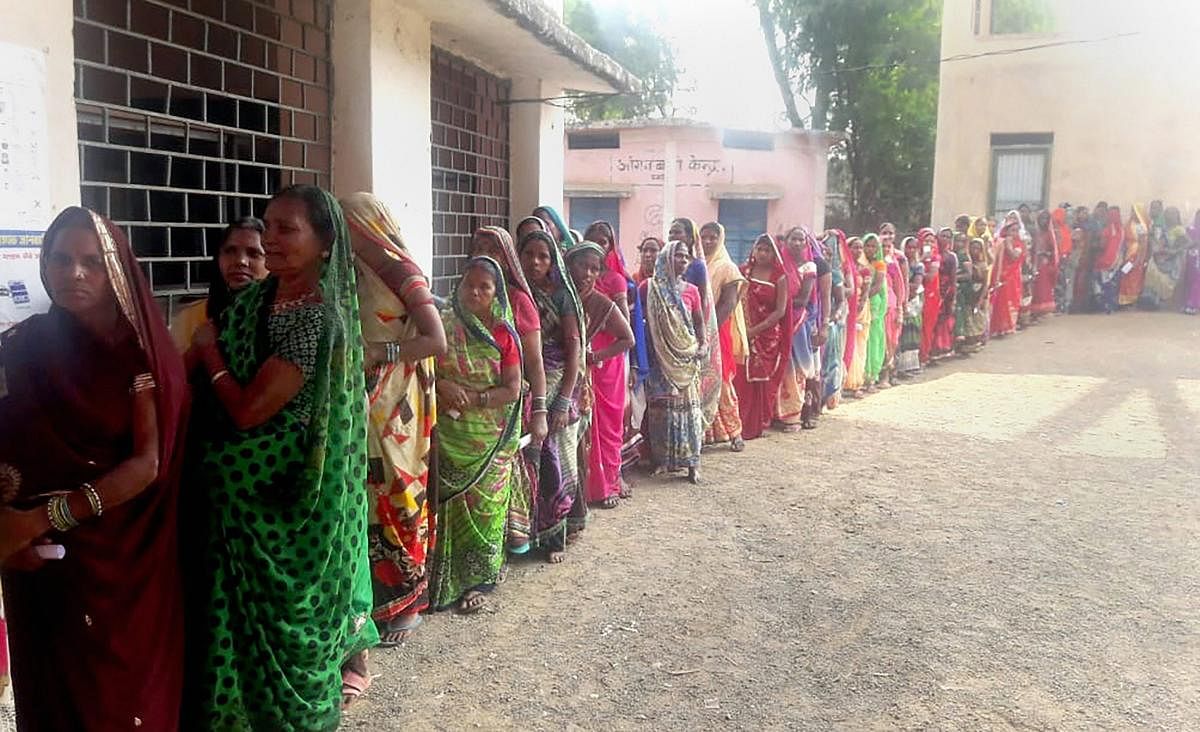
[862,233,888,390]
[429,256,523,614]
[186,185,377,730]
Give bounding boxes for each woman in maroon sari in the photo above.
[917,227,940,364]
[0,206,189,730]
[734,234,797,440]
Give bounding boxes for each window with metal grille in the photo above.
[73,0,332,309]
[718,199,768,264]
[990,143,1052,217]
[430,48,511,296]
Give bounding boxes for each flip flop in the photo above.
[377,613,424,648]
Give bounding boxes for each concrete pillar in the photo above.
[0,0,81,224]
[331,0,434,274]
[509,76,565,226]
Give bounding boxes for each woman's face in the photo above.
[639,240,659,271]
[700,227,721,257]
[879,224,896,247]
[969,240,985,261]
[534,211,560,241]
[864,238,880,260]
[1037,211,1051,229]
[219,227,267,290]
[752,237,775,265]
[850,240,864,259]
[519,237,553,283]
[569,251,602,293]
[587,226,613,251]
[668,221,689,245]
[937,231,953,250]
[44,226,115,317]
[955,216,971,233]
[904,239,919,262]
[459,266,497,319]
[671,244,690,277]
[263,197,326,278]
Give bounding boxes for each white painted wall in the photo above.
[509,76,567,226]
[332,0,435,275]
[0,0,80,225]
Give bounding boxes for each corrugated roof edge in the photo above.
[486,0,642,93]
[569,118,846,145]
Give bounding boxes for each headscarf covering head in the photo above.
[584,219,632,282]
[473,225,532,299]
[455,255,514,338]
[532,205,571,250]
[518,228,586,366]
[670,217,702,259]
[646,241,701,391]
[341,192,414,261]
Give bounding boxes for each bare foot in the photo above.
[730,436,745,452]
[378,613,423,647]
[548,550,566,564]
[457,591,486,614]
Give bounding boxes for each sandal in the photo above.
[618,477,633,499]
[457,590,487,615]
[377,613,423,648]
[340,661,372,710]
[599,495,619,509]
[730,436,745,452]
[782,424,803,434]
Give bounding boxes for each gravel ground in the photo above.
[346,311,1200,730]
[9,313,1194,731]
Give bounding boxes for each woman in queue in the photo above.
[0,206,189,730]
[186,185,377,729]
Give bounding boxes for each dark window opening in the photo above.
[568,198,620,241]
[722,129,775,151]
[567,131,620,150]
[718,199,769,264]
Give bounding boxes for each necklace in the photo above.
[271,289,320,314]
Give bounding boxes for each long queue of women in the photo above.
[0,184,1196,730]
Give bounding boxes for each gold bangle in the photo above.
[82,482,103,518]
[47,495,79,532]
[211,369,229,384]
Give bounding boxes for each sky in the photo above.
[589,0,790,131]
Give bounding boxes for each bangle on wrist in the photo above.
[47,494,79,532]
[211,369,229,384]
[384,341,402,364]
[82,482,104,518]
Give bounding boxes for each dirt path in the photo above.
[353,311,1196,729]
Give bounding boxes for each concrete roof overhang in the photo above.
[408,0,641,94]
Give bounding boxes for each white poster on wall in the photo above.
[0,41,52,331]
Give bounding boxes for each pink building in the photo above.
[563,119,836,263]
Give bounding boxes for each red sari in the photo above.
[0,208,189,730]
[990,231,1025,336]
[917,228,941,363]
[1030,223,1059,315]
[836,231,860,372]
[735,236,799,440]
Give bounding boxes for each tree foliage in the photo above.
[757,0,941,230]
[564,0,678,121]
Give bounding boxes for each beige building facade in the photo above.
[0,0,635,305]
[931,0,1200,224]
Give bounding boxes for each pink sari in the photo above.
[585,324,627,502]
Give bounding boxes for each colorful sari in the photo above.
[898,260,925,374]
[845,249,872,393]
[342,193,437,626]
[917,228,940,363]
[1184,212,1200,314]
[1143,210,1188,309]
[641,244,704,470]
[864,236,888,383]
[735,234,797,439]
[931,240,958,356]
[840,232,861,375]
[990,217,1026,336]
[822,231,852,407]
[0,207,188,730]
[193,189,376,731]
[430,258,521,606]
[955,241,989,343]
[569,242,628,505]
[675,218,722,429]
[703,223,746,443]
[533,205,573,251]
[1030,215,1059,316]
[521,231,587,545]
[1118,204,1150,307]
[1092,208,1126,314]
[475,226,538,552]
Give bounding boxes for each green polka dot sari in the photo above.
[194,189,377,731]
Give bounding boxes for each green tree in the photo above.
[757,0,941,230]
[564,0,678,121]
